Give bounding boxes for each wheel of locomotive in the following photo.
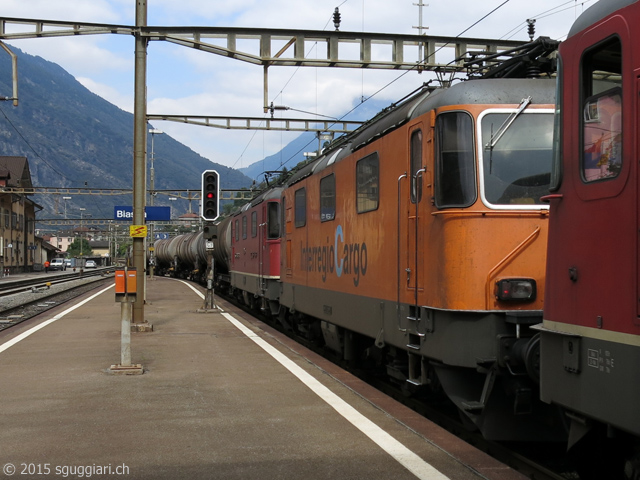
[523,333,541,384]
[242,291,255,310]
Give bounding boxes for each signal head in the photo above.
[201,170,220,221]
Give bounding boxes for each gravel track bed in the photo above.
[0,275,113,330]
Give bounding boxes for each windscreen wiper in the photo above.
[485,96,532,150]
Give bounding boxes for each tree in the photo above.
[66,238,93,257]
[117,241,131,257]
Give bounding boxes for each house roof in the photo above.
[36,238,60,252]
[89,241,109,248]
[0,156,33,189]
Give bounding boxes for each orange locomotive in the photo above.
[156,76,565,443]
[278,78,562,441]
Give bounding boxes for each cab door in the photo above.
[406,126,425,294]
[401,124,427,340]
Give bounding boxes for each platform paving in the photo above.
[0,277,526,480]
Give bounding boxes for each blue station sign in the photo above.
[114,206,171,221]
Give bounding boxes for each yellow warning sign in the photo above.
[129,225,148,238]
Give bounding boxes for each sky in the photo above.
[0,0,595,174]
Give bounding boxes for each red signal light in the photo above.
[206,192,214,199]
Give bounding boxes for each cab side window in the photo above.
[295,188,306,227]
[356,153,379,213]
[435,112,476,207]
[320,174,336,222]
[267,203,280,239]
[410,130,423,203]
[251,211,257,238]
[581,37,622,182]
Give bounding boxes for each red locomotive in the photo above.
[229,187,283,314]
[538,0,640,476]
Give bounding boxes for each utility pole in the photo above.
[132,0,152,331]
[413,1,428,68]
[148,129,162,280]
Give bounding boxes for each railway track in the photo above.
[0,268,110,297]
[0,269,114,331]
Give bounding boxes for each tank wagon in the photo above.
[155,231,208,282]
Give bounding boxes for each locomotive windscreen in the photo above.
[480,112,554,206]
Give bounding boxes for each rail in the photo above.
[0,267,112,298]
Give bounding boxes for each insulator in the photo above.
[527,19,536,41]
[527,64,541,78]
[333,7,341,31]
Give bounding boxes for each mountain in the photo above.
[239,132,318,183]
[0,46,252,222]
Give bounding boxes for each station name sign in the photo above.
[114,206,171,221]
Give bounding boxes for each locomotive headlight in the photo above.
[495,278,537,302]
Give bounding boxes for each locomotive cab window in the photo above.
[581,37,622,183]
[356,153,379,213]
[281,196,287,237]
[267,202,280,239]
[435,112,476,208]
[410,130,423,203]
[550,59,563,191]
[251,211,257,238]
[294,188,306,227]
[480,110,554,206]
[320,174,336,222]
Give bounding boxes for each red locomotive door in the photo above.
[563,35,631,333]
[258,204,265,290]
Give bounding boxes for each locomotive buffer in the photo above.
[198,170,220,313]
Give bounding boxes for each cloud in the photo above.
[3,0,127,23]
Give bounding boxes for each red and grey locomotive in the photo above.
[537,0,640,476]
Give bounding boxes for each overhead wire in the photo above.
[231,0,351,174]
[0,103,68,180]
[240,0,580,180]
[500,0,595,40]
[261,0,516,175]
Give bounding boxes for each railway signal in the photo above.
[203,223,217,242]
[201,170,220,221]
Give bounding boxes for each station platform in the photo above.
[0,277,527,480]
